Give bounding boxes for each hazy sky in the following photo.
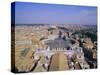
[12,2,97,25]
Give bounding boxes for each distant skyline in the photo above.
[12,2,97,25]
